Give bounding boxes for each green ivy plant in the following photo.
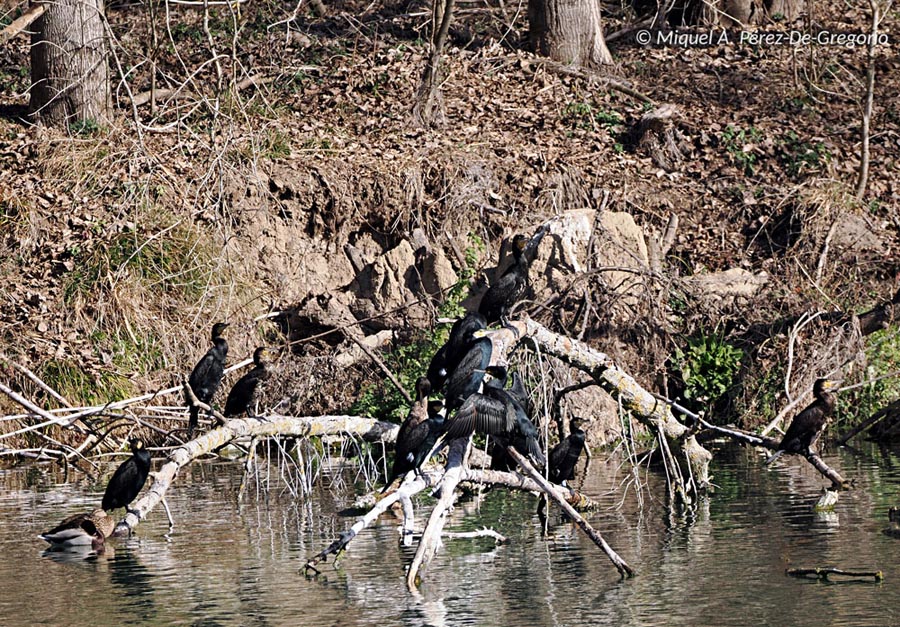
[673,332,744,419]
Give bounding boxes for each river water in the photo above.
[2,442,899,626]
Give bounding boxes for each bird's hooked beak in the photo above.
[824,379,841,392]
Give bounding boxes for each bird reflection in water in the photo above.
[42,541,116,564]
[109,546,158,621]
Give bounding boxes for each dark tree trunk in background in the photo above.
[694,0,806,26]
[528,0,613,67]
[30,0,109,127]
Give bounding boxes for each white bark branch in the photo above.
[115,414,399,535]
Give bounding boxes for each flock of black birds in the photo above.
[386,225,589,489]
[39,225,841,551]
[41,320,279,551]
[188,327,275,437]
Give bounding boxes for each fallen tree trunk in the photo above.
[406,437,469,588]
[115,414,398,535]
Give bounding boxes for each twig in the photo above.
[0,3,45,44]
[816,221,838,284]
[346,334,412,404]
[0,355,71,407]
[442,528,508,543]
[537,60,654,104]
[160,496,176,530]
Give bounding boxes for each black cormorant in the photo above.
[478,226,548,324]
[102,438,151,513]
[549,417,586,485]
[426,312,487,393]
[40,509,116,548]
[445,366,545,468]
[187,321,229,438]
[389,378,445,484]
[767,378,839,464]
[224,347,273,418]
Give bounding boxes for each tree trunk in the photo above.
[411,0,454,127]
[528,0,612,67]
[693,0,805,26]
[30,0,109,128]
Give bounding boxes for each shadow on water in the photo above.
[2,441,900,626]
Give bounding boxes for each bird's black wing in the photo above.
[478,271,525,323]
[444,339,492,411]
[445,394,514,439]
[224,368,265,416]
[507,372,533,417]
[188,349,226,403]
[779,402,827,453]
[548,438,569,482]
[102,459,143,510]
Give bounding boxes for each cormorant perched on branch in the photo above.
[40,509,116,549]
[767,378,839,465]
[389,378,445,484]
[443,327,493,413]
[549,417,586,485]
[224,347,273,418]
[102,438,151,513]
[187,322,229,438]
[478,225,549,324]
[426,313,487,393]
[445,366,545,468]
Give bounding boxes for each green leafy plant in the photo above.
[673,332,744,419]
[562,102,594,129]
[838,328,900,429]
[69,119,101,136]
[594,109,624,129]
[778,130,830,178]
[721,125,763,175]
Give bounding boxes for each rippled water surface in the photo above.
[3,442,900,626]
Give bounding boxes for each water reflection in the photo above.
[0,442,898,626]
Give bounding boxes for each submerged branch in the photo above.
[406,437,470,589]
[787,567,883,581]
[505,446,634,578]
[660,392,847,489]
[305,472,433,572]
